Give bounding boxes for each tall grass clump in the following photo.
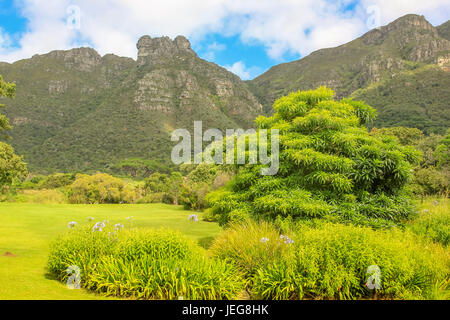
[408,198,449,246]
[210,221,449,300]
[87,255,242,300]
[209,221,292,277]
[47,223,115,282]
[47,224,244,300]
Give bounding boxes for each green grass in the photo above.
[0,203,221,299]
[408,197,450,246]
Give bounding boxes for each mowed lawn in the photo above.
[0,203,222,300]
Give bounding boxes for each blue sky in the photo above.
[0,0,449,79]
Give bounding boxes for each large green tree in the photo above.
[207,87,420,228]
[0,74,27,191]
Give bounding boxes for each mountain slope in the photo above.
[248,14,450,134]
[0,36,262,173]
[437,20,450,40]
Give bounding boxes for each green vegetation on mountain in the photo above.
[0,14,448,175]
[248,14,450,134]
[351,65,449,134]
[437,20,450,40]
[0,36,261,174]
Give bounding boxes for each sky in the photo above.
[0,0,449,80]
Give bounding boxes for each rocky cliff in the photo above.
[0,36,262,173]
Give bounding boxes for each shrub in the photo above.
[180,182,212,211]
[210,221,449,300]
[48,225,244,300]
[180,164,235,211]
[209,221,290,277]
[10,189,67,204]
[37,173,76,189]
[142,172,183,205]
[87,255,243,300]
[136,192,165,204]
[47,223,116,281]
[207,87,420,227]
[67,173,136,204]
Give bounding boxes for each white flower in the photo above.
[188,214,198,222]
[260,237,269,243]
[68,221,77,229]
[281,234,294,244]
[92,222,105,232]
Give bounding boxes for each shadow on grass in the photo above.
[197,236,215,249]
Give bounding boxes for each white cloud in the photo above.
[0,28,12,50]
[206,42,226,52]
[0,0,448,63]
[225,61,259,80]
[200,41,227,61]
[359,0,450,26]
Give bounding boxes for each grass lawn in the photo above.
[0,203,222,300]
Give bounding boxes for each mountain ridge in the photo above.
[0,35,262,173]
[1,14,449,174]
[247,14,450,134]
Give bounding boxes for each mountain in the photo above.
[248,14,450,134]
[437,20,450,40]
[0,36,262,173]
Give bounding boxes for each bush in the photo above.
[180,164,234,211]
[180,182,212,211]
[412,167,449,197]
[37,173,76,189]
[87,255,242,300]
[142,172,183,205]
[136,192,165,204]
[9,189,67,204]
[48,225,244,300]
[209,221,290,277]
[210,221,449,300]
[67,173,136,204]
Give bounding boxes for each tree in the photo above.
[110,158,172,178]
[207,87,420,227]
[168,172,183,205]
[435,129,450,170]
[68,173,136,204]
[370,126,424,146]
[143,171,183,204]
[0,74,27,192]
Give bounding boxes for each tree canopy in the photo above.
[0,74,27,191]
[206,87,421,228]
